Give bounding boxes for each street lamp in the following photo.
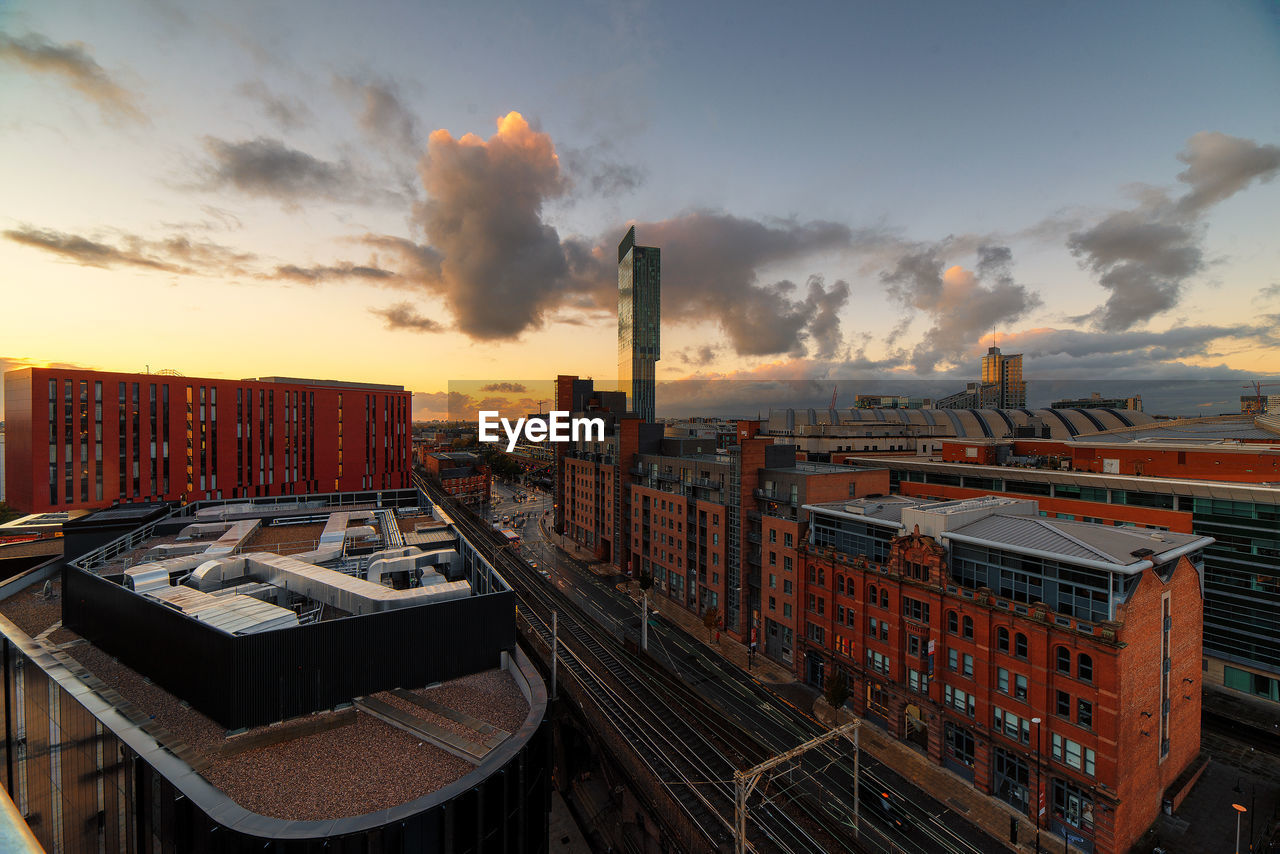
[1032,717,1042,854]
[1233,802,1247,854]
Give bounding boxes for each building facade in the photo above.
[796,495,1211,854]
[3,368,411,514]
[422,452,492,505]
[617,227,660,422]
[843,447,1280,709]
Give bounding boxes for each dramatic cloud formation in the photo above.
[200,137,377,203]
[369,301,442,332]
[1069,132,1280,331]
[335,75,420,156]
[0,33,143,122]
[236,80,313,130]
[881,243,1041,372]
[409,111,602,339]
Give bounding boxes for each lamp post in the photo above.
[1233,803,1247,854]
[1032,717,1042,854]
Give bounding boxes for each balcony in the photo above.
[746,530,761,545]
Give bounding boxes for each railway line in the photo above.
[418,474,997,853]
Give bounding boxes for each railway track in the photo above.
[419,475,995,854]
[419,475,829,852]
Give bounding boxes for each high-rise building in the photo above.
[617,226,660,422]
[980,346,1027,409]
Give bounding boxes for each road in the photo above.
[481,478,1004,854]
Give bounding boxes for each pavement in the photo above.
[1139,760,1280,854]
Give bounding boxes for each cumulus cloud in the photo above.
[479,382,528,393]
[1070,132,1280,331]
[370,301,442,332]
[236,80,313,130]
[880,243,1041,372]
[0,33,143,122]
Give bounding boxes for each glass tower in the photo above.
[618,226,660,421]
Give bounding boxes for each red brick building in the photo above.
[421,452,491,505]
[797,495,1212,854]
[4,367,411,513]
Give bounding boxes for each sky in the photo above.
[1,0,1278,419]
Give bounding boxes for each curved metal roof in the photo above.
[771,407,1155,440]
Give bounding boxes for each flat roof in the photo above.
[945,514,1213,569]
[842,456,1280,502]
[250,376,405,391]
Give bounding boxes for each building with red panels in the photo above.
[421,451,491,505]
[4,367,411,514]
[798,495,1213,854]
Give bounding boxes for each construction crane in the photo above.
[1242,381,1280,414]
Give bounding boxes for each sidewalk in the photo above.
[539,527,1048,852]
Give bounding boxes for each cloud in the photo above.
[200,136,384,204]
[880,243,1041,372]
[236,80,313,130]
[410,111,595,339]
[479,382,528,393]
[370,301,442,332]
[270,262,397,283]
[412,391,450,420]
[560,139,645,196]
[672,344,721,368]
[4,227,186,273]
[0,33,143,122]
[1069,132,1280,331]
[335,75,420,156]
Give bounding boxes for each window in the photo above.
[907,635,922,656]
[1015,633,1028,659]
[948,648,959,671]
[1052,779,1095,832]
[837,575,845,594]
[1056,690,1071,718]
[784,532,793,548]
[994,707,1031,744]
[880,589,889,608]
[997,627,1010,653]
[945,722,975,767]
[1056,646,1071,675]
[769,573,777,588]
[908,668,927,693]
[963,653,974,678]
[783,603,792,618]
[903,597,929,623]
[998,667,1010,694]
[1015,674,1028,701]
[1077,700,1093,730]
[769,551,777,566]
[944,685,975,717]
[1078,653,1093,682]
[947,611,959,634]
[783,580,792,594]
[1052,734,1096,776]
[769,529,777,543]
[784,556,793,572]
[769,596,776,611]
[837,605,845,623]
[866,650,890,675]
[963,616,974,639]
[993,748,1030,812]
[869,584,877,604]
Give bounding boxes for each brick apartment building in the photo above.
[421,451,491,505]
[3,367,411,514]
[796,495,1212,854]
[841,421,1280,710]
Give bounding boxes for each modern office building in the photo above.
[937,347,1027,410]
[617,227,661,422]
[1051,393,1143,412]
[3,367,412,514]
[796,495,1210,854]
[0,490,549,852]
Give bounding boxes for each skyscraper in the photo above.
[980,346,1026,408]
[618,226,660,422]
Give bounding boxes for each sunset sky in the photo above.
[2,1,1278,418]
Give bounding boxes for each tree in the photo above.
[702,606,721,642]
[637,571,654,652]
[824,668,850,712]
